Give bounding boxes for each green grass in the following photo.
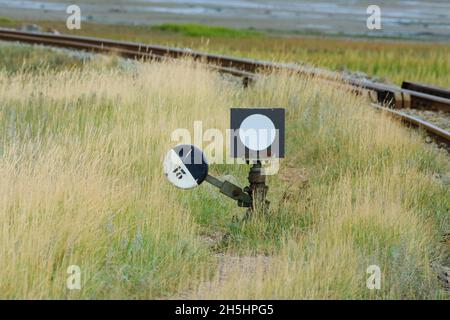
[152,23,261,38]
[0,44,85,73]
[0,16,14,25]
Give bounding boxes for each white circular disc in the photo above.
[163,145,208,190]
[239,114,276,151]
[163,149,198,189]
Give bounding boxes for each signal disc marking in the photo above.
[163,145,208,190]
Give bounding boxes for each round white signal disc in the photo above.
[239,114,276,151]
[163,145,208,190]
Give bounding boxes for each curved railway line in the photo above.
[0,28,449,150]
[0,28,449,294]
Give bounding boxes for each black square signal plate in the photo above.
[230,108,285,159]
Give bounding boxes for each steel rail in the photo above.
[402,81,450,100]
[0,29,256,81]
[0,29,272,70]
[0,28,449,149]
[1,28,450,112]
[371,105,450,149]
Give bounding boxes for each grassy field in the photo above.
[0,43,448,299]
[1,19,449,87]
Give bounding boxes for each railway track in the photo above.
[0,28,449,149]
[0,27,448,294]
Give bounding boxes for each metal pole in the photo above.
[245,161,270,214]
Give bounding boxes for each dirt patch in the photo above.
[174,254,271,299]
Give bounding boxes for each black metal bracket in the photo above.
[205,175,252,208]
[204,161,270,212]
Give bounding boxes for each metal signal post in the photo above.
[164,108,284,220]
[245,161,270,213]
[203,161,270,214]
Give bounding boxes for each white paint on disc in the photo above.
[163,149,198,190]
[239,114,276,151]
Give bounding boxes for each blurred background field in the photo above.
[1,0,449,40]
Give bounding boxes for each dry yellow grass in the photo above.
[0,47,448,299]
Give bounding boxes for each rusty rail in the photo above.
[2,28,450,112]
[371,105,450,149]
[402,81,450,100]
[0,28,449,149]
[0,29,256,80]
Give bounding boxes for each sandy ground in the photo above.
[0,0,449,40]
[174,253,271,299]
